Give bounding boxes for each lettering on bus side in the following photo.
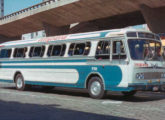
[92,67,98,71]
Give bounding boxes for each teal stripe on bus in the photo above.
[25,81,79,88]
[0,65,86,69]
[0,59,87,64]
[0,79,13,83]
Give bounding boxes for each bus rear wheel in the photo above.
[88,77,105,99]
[122,91,137,97]
[15,74,26,91]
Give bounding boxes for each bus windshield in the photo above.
[128,39,162,61]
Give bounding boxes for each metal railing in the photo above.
[0,0,59,20]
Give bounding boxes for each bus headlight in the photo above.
[136,73,144,80]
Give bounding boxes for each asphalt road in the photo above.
[0,82,165,120]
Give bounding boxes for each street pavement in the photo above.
[0,82,165,120]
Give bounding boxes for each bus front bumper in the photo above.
[128,82,165,91]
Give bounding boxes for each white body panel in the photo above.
[0,68,79,84]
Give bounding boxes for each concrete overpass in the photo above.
[0,0,165,41]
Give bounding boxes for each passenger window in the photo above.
[47,44,66,57]
[29,46,45,57]
[14,47,27,58]
[0,49,12,58]
[68,43,75,56]
[52,45,61,56]
[68,42,91,56]
[84,42,91,55]
[112,41,126,59]
[61,44,66,56]
[47,45,53,57]
[74,43,85,55]
[96,41,110,59]
[29,47,34,57]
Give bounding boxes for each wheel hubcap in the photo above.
[17,77,23,89]
[90,81,101,96]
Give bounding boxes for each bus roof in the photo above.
[0,28,151,47]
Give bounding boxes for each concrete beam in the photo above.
[1,0,165,37]
[70,11,145,34]
[0,35,21,43]
[69,21,99,34]
[43,23,70,36]
[140,5,165,33]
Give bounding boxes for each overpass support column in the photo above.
[140,5,165,33]
[43,23,70,36]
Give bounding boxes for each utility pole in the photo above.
[0,0,4,17]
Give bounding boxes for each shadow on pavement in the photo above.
[0,100,134,120]
[105,91,165,102]
[2,86,165,102]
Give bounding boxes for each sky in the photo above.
[4,0,43,15]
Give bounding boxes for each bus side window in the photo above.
[68,42,90,56]
[29,47,34,57]
[0,49,12,58]
[47,45,53,57]
[29,46,45,57]
[112,41,126,59]
[14,47,27,58]
[47,44,66,57]
[95,41,110,59]
[84,42,91,55]
[68,43,75,56]
[33,47,41,57]
[52,45,61,56]
[40,46,45,57]
[74,43,85,55]
[60,44,66,56]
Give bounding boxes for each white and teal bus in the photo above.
[0,28,165,99]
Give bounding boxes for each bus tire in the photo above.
[15,74,26,91]
[88,77,105,99]
[122,90,137,97]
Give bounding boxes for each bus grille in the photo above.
[144,72,162,79]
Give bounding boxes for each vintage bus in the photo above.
[0,29,165,99]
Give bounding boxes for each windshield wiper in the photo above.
[144,51,154,61]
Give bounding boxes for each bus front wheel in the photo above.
[88,77,105,99]
[15,74,27,91]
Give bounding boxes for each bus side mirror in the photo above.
[116,42,121,55]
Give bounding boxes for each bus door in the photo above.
[111,39,129,87]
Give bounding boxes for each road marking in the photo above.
[102,100,123,105]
